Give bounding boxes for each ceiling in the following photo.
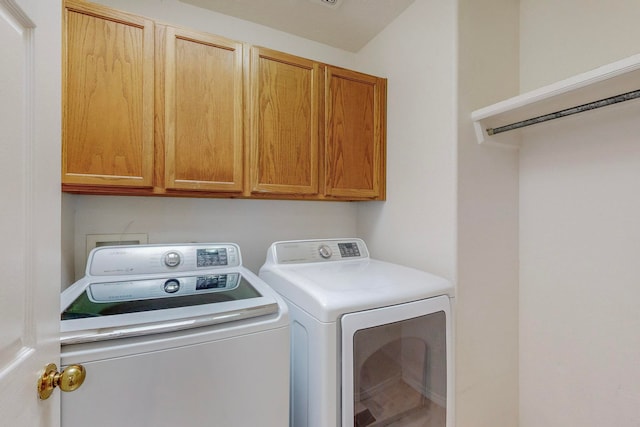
[178,0,416,52]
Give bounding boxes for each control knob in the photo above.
[164,251,181,267]
[318,245,332,259]
[164,279,180,293]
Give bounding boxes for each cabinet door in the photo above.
[163,27,244,192]
[325,67,386,199]
[249,47,320,195]
[62,0,154,187]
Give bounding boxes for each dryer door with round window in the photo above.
[341,295,453,427]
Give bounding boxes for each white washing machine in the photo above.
[60,243,289,427]
[259,238,454,427]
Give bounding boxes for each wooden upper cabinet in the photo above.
[62,0,154,187]
[61,1,386,200]
[324,66,386,200]
[162,26,244,192]
[249,47,321,195]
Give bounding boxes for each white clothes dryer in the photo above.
[60,243,289,427]
[259,238,454,427]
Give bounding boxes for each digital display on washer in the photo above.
[197,248,228,267]
[196,274,236,290]
[338,242,361,258]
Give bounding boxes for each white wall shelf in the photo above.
[471,53,640,148]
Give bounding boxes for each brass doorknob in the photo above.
[37,363,86,400]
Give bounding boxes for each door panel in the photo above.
[0,0,61,425]
[163,26,244,192]
[250,47,320,195]
[325,67,385,199]
[62,0,154,187]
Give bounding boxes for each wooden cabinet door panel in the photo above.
[250,47,320,195]
[163,27,244,192]
[62,0,154,187]
[325,67,385,199]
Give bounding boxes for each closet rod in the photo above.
[486,88,640,136]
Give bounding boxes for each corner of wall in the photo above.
[456,0,520,425]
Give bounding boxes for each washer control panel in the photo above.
[272,239,369,264]
[87,273,241,302]
[196,247,229,267]
[88,243,241,277]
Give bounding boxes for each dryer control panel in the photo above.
[270,238,369,264]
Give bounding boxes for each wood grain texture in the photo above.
[163,26,244,192]
[62,0,154,187]
[61,2,386,201]
[249,47,320,195]
[153,24,166,192]
[325,66,386,199]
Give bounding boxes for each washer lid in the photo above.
[259,257,453,323]
[60,268,281,345]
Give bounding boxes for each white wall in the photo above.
[356,1,520,426]
[95,0,356,69]
[519,1,640,425]
[355,0,457,281]
[520,0,640,91]
[457,0,520,426]
[519,104,640,427]
[67,195,356,280]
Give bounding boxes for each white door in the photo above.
[0,0,62,426]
